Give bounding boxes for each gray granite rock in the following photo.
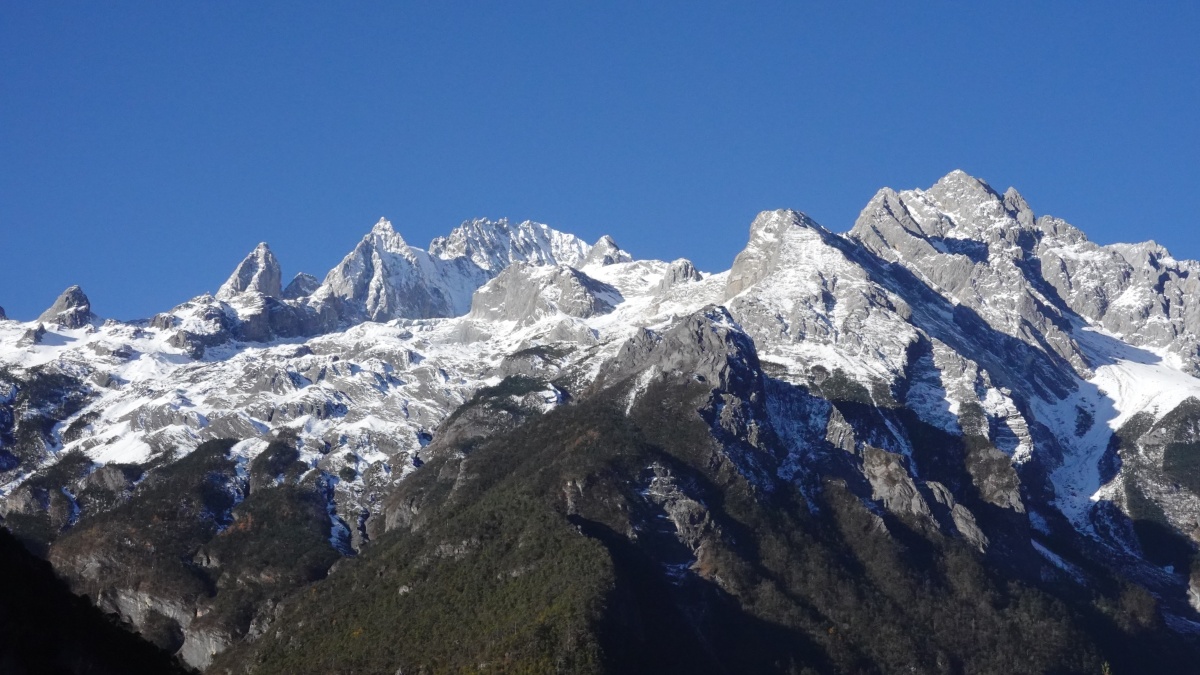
[849,170,1200,375]
[724,209,822,300]
[583,234,632,266]
[469,263,620,325]
[216,242,283,300]
[18,323,46,346]
[428,217,591,271]
[655,258,702,293]
[309,219,458,323]
[149,313,176,330]
[862,446,930,518]
[37,285,95,328]
[282,272,320,299]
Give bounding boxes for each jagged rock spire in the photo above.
[311,217,599,324]
[428,218,592,271]
[655,259,702,293]
[310,218,452,322]
[217,242,283,300]
[282,272,320,300]
[583,235,632,266]
[37,285,95,328]
[724,209,825,299]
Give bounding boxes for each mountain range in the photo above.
[2,170,1200,673]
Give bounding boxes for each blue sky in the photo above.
[2,2,1197,320]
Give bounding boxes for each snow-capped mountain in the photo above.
[306,217,598,325]
[216,243,284,301]
[3,173,1200,671]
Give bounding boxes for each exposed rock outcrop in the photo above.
[583,234,632,266]
[216,243,283,300]
[655,258,702,293]
[469,263,621,325]
[37,285,95,328]
[18,323,46,346]
[282,272,320,300]
[428,217,591,271]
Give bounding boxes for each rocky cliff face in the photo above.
[3,172,1200,671]
[281,272,320,300]
[427,217,591,272]
[468,263,621,325]
[307,218,458,323]
[37,285,96,329]
[849,170,1200,376]
[216,243,283,301]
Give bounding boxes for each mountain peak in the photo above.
[724,209,827,299]
[10,174,1200,671]
[1001,187,1038,229]
[37,285,95,328]
[217,242,283,300]
[583,234,632,266]
[749,209,823,240]
[308,217,445,323]
[429,218,590,271]
[1002,186,1028,209]
[364,218,411,254]
[282,272,321,300]
[934,168,991,190]
[927,169,1001,205]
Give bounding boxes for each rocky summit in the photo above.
[2,173,1200,673]
[36,285,95,329]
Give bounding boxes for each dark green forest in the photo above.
[209,378,1197,674]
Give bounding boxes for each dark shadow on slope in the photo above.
[822,230,1079,402]
[1011,235,1077,329]
[927,236,988,264]
[0,526,194,675]
[573,515,832,675]
[736,213,1200,657]
[821,231,1150,547]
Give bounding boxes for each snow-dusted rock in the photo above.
[583,234,632,267]
[18,323,46,346]
[468,263,620,325]
[37,285,96,329]
[848,173,1090,377]
[724,208,919,387]
[216,242,283,300]
[309,218,594,327]
[308,218,457,323]
[655,258,702,293]
[429,217,591,271]
[282,272,320,300]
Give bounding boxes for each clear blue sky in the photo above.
[2,2,1197,320]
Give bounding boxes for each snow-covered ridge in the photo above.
[7,172,1200,632]
[428,217,592,271]
[5,175,1200,489]
[0,214,710,553]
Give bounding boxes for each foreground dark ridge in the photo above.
[0,526,192,674]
